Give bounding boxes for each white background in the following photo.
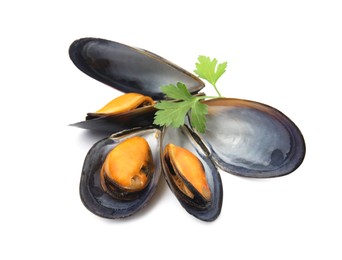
[1,0,341,259]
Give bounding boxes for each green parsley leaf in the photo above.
[161,82,192,100]
[154,81,208,133]
[154,100,193,128]
[194,56,227,96]
[189,100,208,133]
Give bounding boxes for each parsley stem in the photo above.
[213,84,222,97]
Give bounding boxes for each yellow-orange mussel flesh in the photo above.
[95,93,154,116]
[100,136,155,199]
[163,144,211,203]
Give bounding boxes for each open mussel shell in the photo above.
[161,126,223,221]
[69,37,204,100]
[70,105,156,133]
[193,98,306,178]
[80,127,161,219]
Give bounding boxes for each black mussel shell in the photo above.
[69,37,204,100]
[192,98,306,178]
[70,105,157,133]
[160,126,223,221]
[80,127,161,219]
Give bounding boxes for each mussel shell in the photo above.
[161,126,223,221]
[80,127,161,219]
[69,38,204,100]
[70,105,157,133]
[194,98,306,178]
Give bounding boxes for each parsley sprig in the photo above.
[154,83,209,133]
[194,56,227,97]
[153,56,227,133]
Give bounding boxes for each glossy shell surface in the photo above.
[69,38,204,100]
[80,127,161,219]
[161,126,223,221]
[195,98,306,178]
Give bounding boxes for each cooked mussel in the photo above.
[100,136,155,200]
[69,37,204,100]
[163,144,211,207]
[192,98,306,178]
[161,126,223,222]
[80,127,161,219]
[70,93,157,132]
[69,37,204,132]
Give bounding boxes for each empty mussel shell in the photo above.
[160,126,223,221]
[80,127,161,219]
[193,98,306,178]
[69,38,204,100]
